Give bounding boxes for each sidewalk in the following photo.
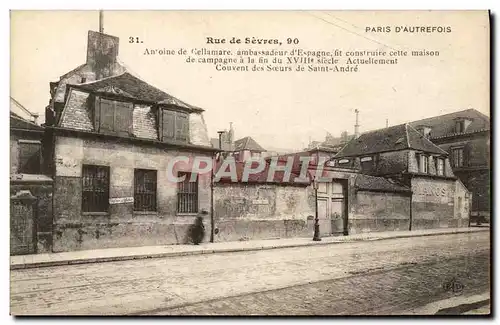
[10,227,489,270]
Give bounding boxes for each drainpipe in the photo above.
[210,131,224,243]
[409,175,413,231]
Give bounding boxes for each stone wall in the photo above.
[53,135,212,252]
[213,183,314,242]
[349,191,411,234]
[10,182,53,254]
[410,177,466,229]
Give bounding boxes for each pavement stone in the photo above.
[10,231,490,315]
[10,227,489,270]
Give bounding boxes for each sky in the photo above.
[10,10,490,151]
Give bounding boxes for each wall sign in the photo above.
[109,197,134,204]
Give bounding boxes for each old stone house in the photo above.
[409,109,490,222]
[333,123,470,230]
[43,30,217,252]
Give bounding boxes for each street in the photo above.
[10,232,490,316]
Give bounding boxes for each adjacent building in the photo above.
[333,123,470,230]
[10,99,53,255]
[409,109,490,222]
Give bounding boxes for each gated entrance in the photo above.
[10,190,37,255]
[316,179,348,236]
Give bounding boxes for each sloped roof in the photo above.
[355,174,410,193]
[409,108,490,139]
[73,72,203,112]
[335,123,447,158]
[234,136,266,152]
[210,138,235,151]
[10,112,43,132]
[215,160,309,185]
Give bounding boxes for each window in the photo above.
[436,158,445,176]
[134,169,157,212]
[18,140,41,174]
[360,156,374,171]
[452,148,464,167]
[82,165,110,213]
[161,109,189,142]
[419,155,429,174]
[177,172,198,214]
[455,121,465,133]
[97,98,133,136]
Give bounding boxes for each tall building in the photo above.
[409,109,490,222]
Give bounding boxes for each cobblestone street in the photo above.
[10,232,490,315]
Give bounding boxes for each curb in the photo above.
[11,228,488,270]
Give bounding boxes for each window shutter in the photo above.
[99,98,115,133]
[162,110,175,140]
[176,113,189,142]
[114,101,134,136]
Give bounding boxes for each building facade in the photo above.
[333,123,470,230]
[44,30,217,252]
[409,109,490,222]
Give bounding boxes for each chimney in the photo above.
[228,122,234,144]
[32,113,39,125]
[354,109,360,138]
[86,25,120,81]
[386,119,389,128]
[99,10,104,33]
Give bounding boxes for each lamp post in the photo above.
[210,131,225,243]
[313,177,321,241]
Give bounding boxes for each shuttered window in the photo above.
[134,169,157,212]
[161,109,189,142]
[98,98,133,136]
[82,165,110,213]
[177,172,198,214]
[18,140,41,174]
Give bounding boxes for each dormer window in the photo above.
[360,156,374,171]
[454,118,472,133]
[160,109,189,143]
[436,158,445,176]
[416,125,432,138]
[419,154,429,174]
[96,97,133,137]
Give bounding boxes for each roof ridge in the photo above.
[411,108,489,124]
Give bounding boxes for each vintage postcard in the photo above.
[9,10,491,316]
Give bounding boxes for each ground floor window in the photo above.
[82,164,110,213]
[134,169,157,212]
[177,172,198,213]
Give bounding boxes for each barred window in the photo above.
[134,169,157,212]
[177,172,198,214]
[82,165,110,213]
